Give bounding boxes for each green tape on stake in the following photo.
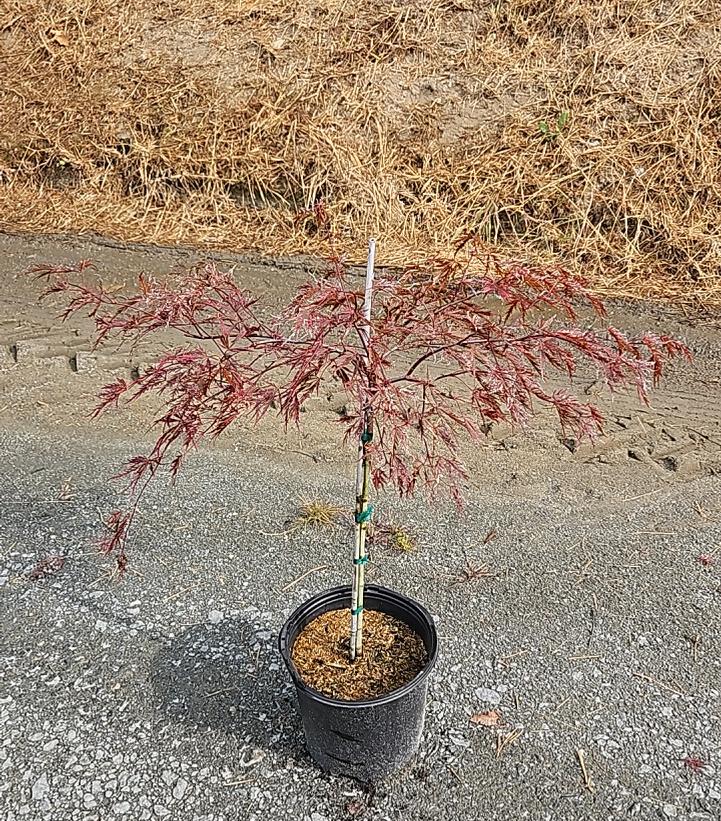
[353,555,369,565]
[351,606,364,616]
[354,505,374,524]
[361,429,373,444]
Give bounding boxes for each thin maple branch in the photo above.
[29,242,689,569]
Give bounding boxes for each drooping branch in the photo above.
[30,237,689,569]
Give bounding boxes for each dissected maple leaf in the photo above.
[27,555,65,580]
[32,238,688,568]
[470,709,502,727]
[345,797,366,817]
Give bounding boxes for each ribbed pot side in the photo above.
[279,584,439,782]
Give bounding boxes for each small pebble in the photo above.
[474,686,501,705]
[32,773,49,801]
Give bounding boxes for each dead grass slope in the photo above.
[1,0,720,306]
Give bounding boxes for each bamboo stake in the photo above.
[350,238,375,661]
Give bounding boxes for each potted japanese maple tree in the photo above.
[33,231,687,781]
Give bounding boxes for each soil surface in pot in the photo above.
[291,608,427,700]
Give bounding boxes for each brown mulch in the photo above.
[291,608,427,701]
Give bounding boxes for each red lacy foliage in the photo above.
[31,237,689,568]
[683,756,706,772]
[27,554,66,580]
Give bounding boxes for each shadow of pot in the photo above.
[150,616,303,761]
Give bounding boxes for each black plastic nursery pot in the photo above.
[278,584,438,782]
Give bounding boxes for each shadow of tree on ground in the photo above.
[150,617,305,762]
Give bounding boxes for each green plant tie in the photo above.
[354,505,374,523]
[351,605,364,615]
[353,555,369,565]
[361,428,373,444]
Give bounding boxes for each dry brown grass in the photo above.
[295,499,345,529]
[1,0,720,306]
[371,521,418,553]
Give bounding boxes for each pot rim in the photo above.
[278,583,439,709]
